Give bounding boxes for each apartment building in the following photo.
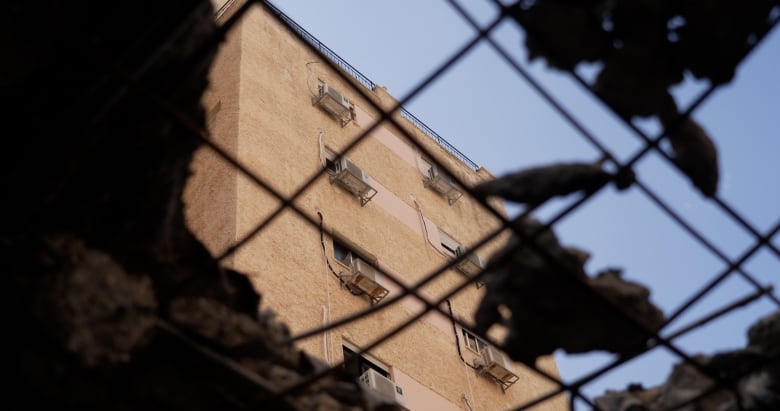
[185,2,567,410]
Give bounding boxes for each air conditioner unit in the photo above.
[475,345,519,387]
[345,258,389,303]
[359,369,407,409]
[425,165,462,204]
[455,245,484,277]
[332,157,377,205]
[315,83,354,126]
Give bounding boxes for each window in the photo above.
[325,157,338,173]
[422,159,463,205]
[343,345,389,379]
[324,149,338,174]
[333,238,376,268]
[438,228,485,287]
[325,152,377,206]
[332,239,388,303]
[438,228,461,258]
[462,328,488,354]
[333,239,354,267]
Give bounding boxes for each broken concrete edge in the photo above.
[594,309,780,411]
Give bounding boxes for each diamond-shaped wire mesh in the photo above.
[107,0,779,409]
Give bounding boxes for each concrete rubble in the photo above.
[505,0,780,196]
[3,1,405,409]
[474,217,665,365]
[4,0,775,409]
[595,310,779,411]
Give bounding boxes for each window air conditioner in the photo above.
[359,369,407,409]
[332,157,377,206]
[425,165,462,204]
[475,345,519,388]
[345,258,389,303]
[455,245,484,277]
[315,83,354,126]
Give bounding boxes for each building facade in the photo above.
[185,2,567,410]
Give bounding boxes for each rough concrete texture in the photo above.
[595,310,780,411]
[28,234,158,367]
[7,0,770,409]
[2,1,408,409]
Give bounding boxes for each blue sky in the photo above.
[272,1,780,407]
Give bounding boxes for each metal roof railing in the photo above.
[265,2,480,171]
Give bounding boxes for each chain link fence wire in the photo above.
[116,0,780,409]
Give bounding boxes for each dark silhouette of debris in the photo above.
[3,1,404,410]
[474,217,664,365]
[506,0,777,197]
[747,310,780,356]
[510,0,776,96]
[679,0,778,85]
[595,310,780,411]
[512,0,611,71]
[169,297,300,368]
[3,0,772,408]
[24,234,158,367]
[660,103,720,197]
[594,54,680,120]
[472,162,633,206]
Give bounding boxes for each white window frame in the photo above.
[461,327,488,354]
[342,341,390,378]
[332,236,377,270]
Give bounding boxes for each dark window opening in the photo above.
[342,345,389,379]
[325,157,338,173]
[441,242,458,256]
[333,240,353,266]
[438,229,461,258]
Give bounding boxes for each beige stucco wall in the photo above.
[183,1,242,259]
[186,3,568,411]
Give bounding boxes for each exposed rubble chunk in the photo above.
[31,234,157,367]
[474,217,664,364]
[505,0,774,197]
[473,161,633,206]
[659,101,720,197]
[595,309,780,411]
[3,0,411,409]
